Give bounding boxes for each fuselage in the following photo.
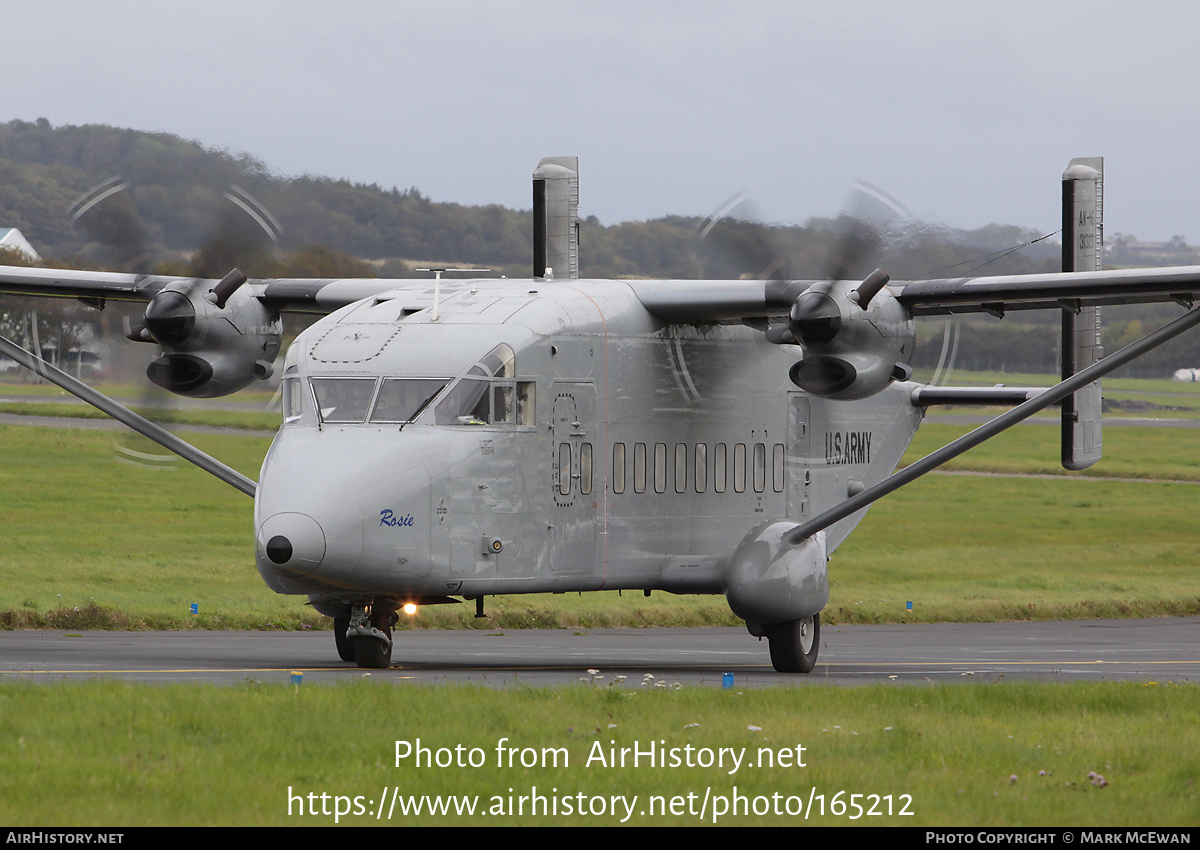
[253,278,924,610]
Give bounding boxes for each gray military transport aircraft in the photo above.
[2,156,1199,672]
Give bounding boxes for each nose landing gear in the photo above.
[344,602,399,669]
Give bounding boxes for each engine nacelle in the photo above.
[725,522,828,628]
[143,276,281,398]
[786,276,914,400]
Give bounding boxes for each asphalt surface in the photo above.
[0,618,1195,687]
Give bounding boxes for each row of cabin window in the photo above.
[557,441,787,497]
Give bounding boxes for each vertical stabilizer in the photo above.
[532,156,579,279]
[1061,157,1103,470]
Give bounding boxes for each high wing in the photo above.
[896,266,1200,315]
[628,266,1200,324]
[0,265,434,313]
[8,258,1200,323]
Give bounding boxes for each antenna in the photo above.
[415,267,490,322]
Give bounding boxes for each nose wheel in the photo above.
[767,614,820,673]
[344,604,398,669]
[333,615,354,662]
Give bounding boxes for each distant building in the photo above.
[0,227,39,261]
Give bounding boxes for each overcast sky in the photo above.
[5,1,1200,241]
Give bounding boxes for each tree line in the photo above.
[2,118,1200,377]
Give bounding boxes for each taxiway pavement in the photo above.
[0,617,1195,687]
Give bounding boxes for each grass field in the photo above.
[1,407,1199,629]
[1,379,1198,828]
[0,680,1195,826]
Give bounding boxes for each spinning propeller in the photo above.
[699,182,917,400]
[69,177,285,468]
[71,177,283,399]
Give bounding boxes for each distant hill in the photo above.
[4,118,1200,376]
[0,118,1065,281]
[0,118,532,275]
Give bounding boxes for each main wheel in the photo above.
[333,616,355,662]
[767,614,820,673]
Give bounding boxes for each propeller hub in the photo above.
[144,290,197,347]
[789,291,842,347]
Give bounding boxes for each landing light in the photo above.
[403,603,418,616]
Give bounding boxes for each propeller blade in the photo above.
[853,268,891,307]
[206,268,248,308]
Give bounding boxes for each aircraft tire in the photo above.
[333,616,355,662]
[353,610,394,669]
[353,633,392,669]
[767,614,820,673]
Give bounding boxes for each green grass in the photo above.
[835,473,1200,623]
[910,367,1200,397]
[3,419,1200,629]
[0,377,278,406]
[1,381,1197,829]
[0,680,1193,826]
[0,377,280,429]
[906,421,1200,481]
[0,399,280,430]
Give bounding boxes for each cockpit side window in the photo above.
[282,377,306,424]
[431,344,532,426]
[480,343,515,379]
[434,376,489,425]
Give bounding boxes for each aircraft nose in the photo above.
[257,512,326,577]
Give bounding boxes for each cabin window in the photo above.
[753,443,766,493]
[312,377,377,423]
[694,443,708,493]
[674,443,687,493]
[654,443,667,493]
[714,443,727,493]
[370,378,448,423]
[634,443,647,494]
[580,443,593,495]
[558,443,572,496]
[733,443,747,493]
[613,442,626,494]
[773,443,786,493]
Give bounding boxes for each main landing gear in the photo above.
[767,614,820,673]
[340,603,399,669]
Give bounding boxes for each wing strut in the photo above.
[784,304,1200,545]
[0,334,257,497]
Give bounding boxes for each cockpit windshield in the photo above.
[372,379,448,423]
[312,378,376,423]
[302,344,526,427]
[308,377,450,424]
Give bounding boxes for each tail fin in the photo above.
[1061,157,1104,470]
[532,157,579,280]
